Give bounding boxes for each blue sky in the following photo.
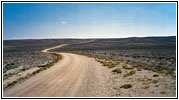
[3,3,176,40]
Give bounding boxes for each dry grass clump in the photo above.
[97,59,119,68]
[6,81,18,88]
[112,68,122,74]
[153,74,159,77]
[172,74,176,79]
[32,68,45,75]
[120,84,132,89]
[152,79,159,83]
[136,67,142,71]
[122,64,133,69]
[115,93,120,96]
[123,70,136,77]
[6,76,26,88]
[132,64,152,71]
[132,64,143,71]
[143,85,150,89]
[160,91,166,94]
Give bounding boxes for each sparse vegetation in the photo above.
[5,53,62,88]
[3,37,176,97]
[32,68,44,75]
[38,53,62,68]
[51,37,176,76]
[112,68,122,74]
[136,67,142,71]
[116,93,120,96]
[160,91,166,94]
[120,84,133,89]
[3,39,89,80]
[143,85,150,89]
[123,70,136,77]
[122,64,133,69]
[33,53,62,74]
[153,74,159,77]
[138,77,159,86]
[172,74,176,79]
[6,76,25,87]
[96,59,119,68]
[152,79,159,83]
[6,80,18,87]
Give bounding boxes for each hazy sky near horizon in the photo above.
[3,3,176,40]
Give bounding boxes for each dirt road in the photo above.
[3,44,112,97]
[41,44,68,53]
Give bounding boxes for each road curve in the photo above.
[4,45,112,97]
[41,44,68,53]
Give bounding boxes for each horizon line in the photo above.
[3,35,176,41]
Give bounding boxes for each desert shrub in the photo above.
[138,77,152,82]
[132,64,143,71]
[143,66,150,70]
[116,93,120,96]
[167,68,175,75]
[124,70,136,77]
[153,74,159,77]
[96,59,119,68]
[152,79,159,83]
[3,70,7,73]
[32,68,44,75]
[6,80,18,87]
[142,82,149,85]
[122,64,133,69]
[144,85,150,89]
[160,91,166,94]
[137,67,142,71]
[172,74,176,79]
[120,84,132,89]
[112,68,122,74]
[6,76,25,88]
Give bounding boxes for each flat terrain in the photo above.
[52,36,176,74]
[3,37,176,97]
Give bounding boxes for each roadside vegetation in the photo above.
[112,68,122,74]
[96,59,120,68]
[123,70,136,77]
[4,53,62,88]
[51,37,176,77]
[3,39,91,88]
[120,84,133,89]
[32,53,62,75]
